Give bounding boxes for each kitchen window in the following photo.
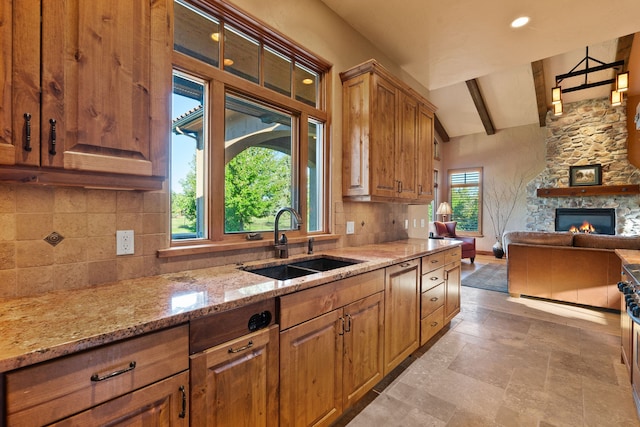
[448,168,482,235]
[170,0,330,247]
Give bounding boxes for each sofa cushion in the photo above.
[573,234,640,250]
[503,231,574,247]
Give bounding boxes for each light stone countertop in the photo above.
[0,238,461,372]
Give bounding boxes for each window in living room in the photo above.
[170,0,330,247]
[448,168,482,234]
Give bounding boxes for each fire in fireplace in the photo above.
[555,208,616,235]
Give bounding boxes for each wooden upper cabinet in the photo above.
[1,0,171,189]
[340,59,436,203]
[417,104,434,200]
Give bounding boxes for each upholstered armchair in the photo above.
[432,221,476,263]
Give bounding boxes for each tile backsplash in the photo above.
[0,182,415,298]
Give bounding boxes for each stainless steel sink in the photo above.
[243,256,362,280]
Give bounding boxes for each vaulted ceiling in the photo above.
[319,0,640,139]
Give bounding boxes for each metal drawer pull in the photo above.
[430,321,439,327]
[430,277,439,281]
[430,260,438,263]
[90,361,136,382]
[399,262,411,267]
[24,113,32,152]
[179,385,187,418]
[228,340,253,353]
[430,297,439,301]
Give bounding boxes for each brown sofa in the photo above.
[504,231,640,310]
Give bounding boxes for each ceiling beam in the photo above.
[434,114,450,143]
[465,79,495,135]
[615,33,634,72]
[531,60,547,127]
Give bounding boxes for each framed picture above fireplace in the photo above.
[569,164,602,186]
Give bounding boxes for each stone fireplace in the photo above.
[526,97,640,235]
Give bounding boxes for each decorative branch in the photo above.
[483,173,527,247]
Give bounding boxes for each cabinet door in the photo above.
[1,0,41,166]
[444,261,461,324]
[416,104,434,201]
[40,0,170,176]
[51,371,189,426]
[370,74,398,198]
[190,325,279,427]
[343,292,384,409]
[280,309,343,427]
[384,259,420,375]
[396,91,418,199]
[342,73,370,198]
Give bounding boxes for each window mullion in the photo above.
[209,79,226,241]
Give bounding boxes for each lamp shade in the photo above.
[553,101,563,116]
[551,86,562,105]
[611,89,623,106]
[617,72,629,93]
[436,202,452,215]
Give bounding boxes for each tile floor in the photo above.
[336,256,640,426]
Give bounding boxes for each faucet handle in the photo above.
[279,233,288,244]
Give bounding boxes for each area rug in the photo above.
[461,263,508,293]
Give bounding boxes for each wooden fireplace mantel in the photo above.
[536,184,640,197]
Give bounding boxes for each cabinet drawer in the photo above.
[422,266,444,292]
[420,306,445,345]
[6,324,189,427]
[444,247,462,264]
[421,283,445,318]
[280,269,384,330]
[422,252,444,273]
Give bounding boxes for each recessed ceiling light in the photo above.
[511,16,530,28]
[302,78,314,85]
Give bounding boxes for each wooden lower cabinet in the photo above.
[50,372,189,426]
[279,277,385,427]
[189,324,279,427]
[384,259,420,374]
[5,325,189,427]
[444,260,461,324]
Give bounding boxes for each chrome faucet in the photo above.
[274,207,303,258]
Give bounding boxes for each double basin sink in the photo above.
[242,256,362,280]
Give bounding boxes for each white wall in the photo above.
[434,123,547,252]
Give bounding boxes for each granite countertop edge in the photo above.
[0,238,461,372]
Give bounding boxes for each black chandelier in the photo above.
[551,46,628,115]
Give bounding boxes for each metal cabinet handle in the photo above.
[345,314,352,333]
[430,321,439,327]
[179,385,187,418]
[418,184,423,194]
[430,297,439,301]
[228,340,253,353]
[49,119,57,155]
[24,113,32,152]
[338,317,345,336]
[399,262,411,267]
[430,276,439,281]
[90,361,136,382]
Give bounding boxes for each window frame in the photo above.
[165,0,332,255]
[447,167,483,236]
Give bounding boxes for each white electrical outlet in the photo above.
[116,230,134,255]
[404,219,409,229]
[413,219,417,228]
[420,218,425,228]
[346,221,355,234]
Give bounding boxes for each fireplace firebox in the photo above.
[555,208,616,235]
